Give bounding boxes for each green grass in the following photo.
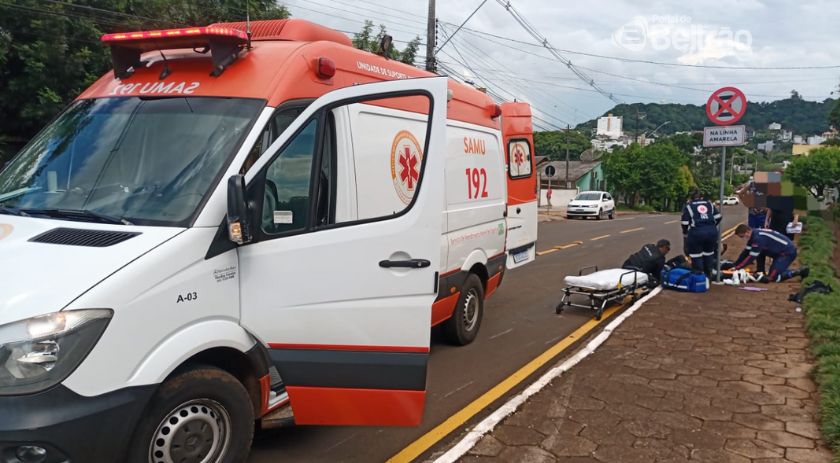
[799,215,840,454]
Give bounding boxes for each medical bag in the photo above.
[661,268,708,293]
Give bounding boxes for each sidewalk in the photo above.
[458,275,833,462]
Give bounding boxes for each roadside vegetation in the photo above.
[799,213,840,452]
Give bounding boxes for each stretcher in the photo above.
[555,266,651,320]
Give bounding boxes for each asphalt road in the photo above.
[248,206,746,463]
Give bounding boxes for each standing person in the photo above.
[732,224,809,282]
[681,189,721,277]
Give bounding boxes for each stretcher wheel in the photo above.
[555,303,563,314]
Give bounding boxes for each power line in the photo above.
[435,0,488,54]
[492,0,621,104]
[445,20,840,71]
[441,24,583,124]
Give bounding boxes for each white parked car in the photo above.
[566,191,615,220]
[722,196,740,205]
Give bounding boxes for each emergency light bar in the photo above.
[101,26,249,79]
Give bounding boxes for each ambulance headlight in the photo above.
[0,310,112,395]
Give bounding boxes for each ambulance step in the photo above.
[261,391,294,429]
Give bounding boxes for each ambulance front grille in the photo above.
[29,228,140,247]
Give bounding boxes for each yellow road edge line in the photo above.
[553,240,583,250]
[619,227,645,234]
[386,304,623,463]
[590,234,611,241]
[536,249,558,256]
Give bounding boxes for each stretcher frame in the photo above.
[555,266,651,320]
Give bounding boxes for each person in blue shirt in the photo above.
[681,189,721,277]
[732,224,809,282]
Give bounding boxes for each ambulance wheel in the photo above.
[443,274,485,345]
[129,366,254,463]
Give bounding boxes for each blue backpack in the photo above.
[661,267,708,293]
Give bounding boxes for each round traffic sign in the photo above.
[544,165,556,177]
[706,87,747,126]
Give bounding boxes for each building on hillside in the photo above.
[807,135,826,145]
[596,114,623,139]
[757,141,775,152]
[768,122,782,131]
[777,130,792,142]
[591,138,628,152]
[793,135,804,144]
[792,144,822,156]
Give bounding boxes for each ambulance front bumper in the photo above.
[0,384,155,463]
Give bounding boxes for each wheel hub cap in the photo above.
[149,399,231,463]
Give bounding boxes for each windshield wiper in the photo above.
[0,206,30,217]
[23,208,134,225]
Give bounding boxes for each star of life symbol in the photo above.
[390,130,423,205]
[698,204,708,214]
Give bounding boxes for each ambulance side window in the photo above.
[242,105,308,174]
[261,120,317,234]
[508,139,532,179]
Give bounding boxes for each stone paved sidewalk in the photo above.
[459,276,833,462]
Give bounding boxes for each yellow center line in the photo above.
[619,227,645,234]
[721,224,738,241]
[387,303,626,463]
[590,234,610,241]
[536,249,558,256]
[554,240,583,250]
[664,219,679,224]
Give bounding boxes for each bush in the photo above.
[799,215,840,451]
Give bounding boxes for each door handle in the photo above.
[379,259,431,269]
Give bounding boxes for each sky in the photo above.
[277,0,840,129]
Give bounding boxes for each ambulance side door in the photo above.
[237,77,447,426]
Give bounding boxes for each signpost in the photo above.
[704,87,747,281]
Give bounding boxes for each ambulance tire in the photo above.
[128,365,254,463]
[443,274,485,346]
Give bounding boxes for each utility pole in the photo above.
[565,124,571,189]
[425,0,436,72]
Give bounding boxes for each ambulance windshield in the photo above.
[0,97,262,226]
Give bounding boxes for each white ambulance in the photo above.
[0,19,536,462]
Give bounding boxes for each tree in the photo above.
[0,0,289,143]
[533,130,590,161]
[829,99,840,131]
[352,20,421,65]
[786,147,840,198]
[603,142,694,210]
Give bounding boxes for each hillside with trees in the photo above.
[577,93,837,137]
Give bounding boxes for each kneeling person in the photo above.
[732,224,809,283]
[623,239,671,285]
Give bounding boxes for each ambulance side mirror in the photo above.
[226,175,252,245]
